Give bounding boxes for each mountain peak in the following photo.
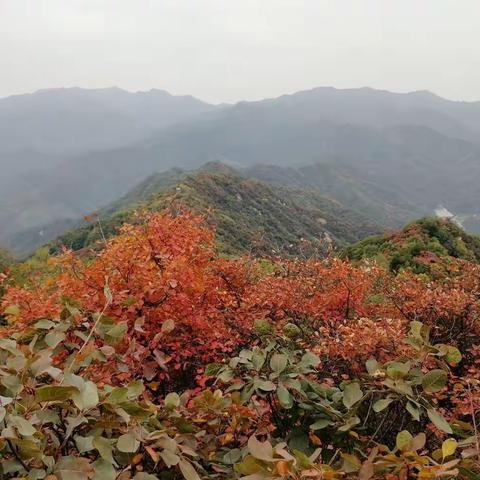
[195,161,239,176]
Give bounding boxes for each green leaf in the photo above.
[254,379,276,392]
[338,415,360,432]
[251,348,266,371]
[35,386,79,403]
[247,435,275,461]
[36,409,60,425]
[1,374,22,395]
[342,382,363,409]
[92,459,116,480]
[11,438,42,459]
[0,395,13,406]
[1,459,25,474]
[34,319,55,330]
[442,438,458,458]
[383,378,413,396]
[160,449,180,467]
[409,321,424,341]
[118,401,151,418]
[45,330,66,348]
[365,358,379,375]
[300,351,320,368]
[204,363,223,376]
[422,369,447,393]
[239,349,253,360]
[396,430,413,452]
[164,392,180,408]
[427,408,453,434]
[72,381,99,410]
[63,373,84,392]
[75,435,94,454]
[0,340,22,357]
[30,348,54,373]
[270,353,288,374]
[8,353,27,371]
[134,474,159,480]
[54,456,95,480]
[9,415,37,436]
[276,384,293,409]
[117,433,139,453]
[27,468,46,480]
[406,401,420,421]
[106,387,129,404]
[65,415,87,439]
[178,459,201,480]
[386,361,411,379]
[93,436,115,464]
[3,305,20,317]
[223,448,242,464]
[310,418,331,430]
[341,453,361,473]
[217,369,234,383]
[373,398,394,413]
[126,380,144,399]
[445,346,462,365]
[106,322,128,340]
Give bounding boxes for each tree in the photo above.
[0,247,12,272]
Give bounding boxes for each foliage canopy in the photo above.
[0,211,479,479]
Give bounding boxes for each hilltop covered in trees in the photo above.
[343,217,480,275]
[47,164,379,258]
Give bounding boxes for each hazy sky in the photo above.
[1,0,479,103]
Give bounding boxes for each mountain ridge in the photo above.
[3,85,480,251]
[46,162,380,257]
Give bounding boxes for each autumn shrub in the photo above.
[0,210,479,479]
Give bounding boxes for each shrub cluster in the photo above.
[0,211,479,479]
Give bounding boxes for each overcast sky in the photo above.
[1,0,479,103]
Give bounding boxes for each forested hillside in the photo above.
[48,163,379,257]
[0,248,11,272]
[344,217,480,274]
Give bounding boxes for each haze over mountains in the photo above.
[2,85,480,253]
[0,87,215,190]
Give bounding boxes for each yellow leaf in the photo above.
[417,468,437,479]
[442,438,458,459]
[220,433,234,445]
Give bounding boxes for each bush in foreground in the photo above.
[0,211,479,479]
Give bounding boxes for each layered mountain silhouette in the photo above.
[2,86,480,252]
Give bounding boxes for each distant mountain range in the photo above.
[2,85,480,253]
[0,87,217,249]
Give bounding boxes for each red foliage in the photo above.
[2,210,480,391]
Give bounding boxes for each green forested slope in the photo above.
[343,217,480,273]
[50,164,380,256]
